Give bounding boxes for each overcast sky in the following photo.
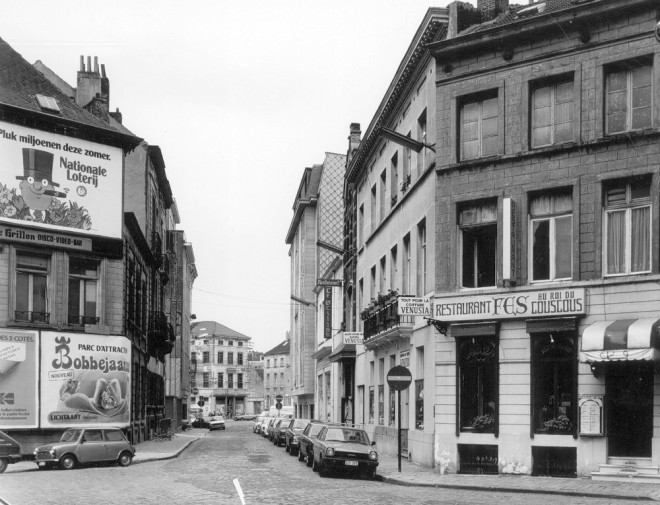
[1,0,472,352]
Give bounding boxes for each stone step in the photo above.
[597,464,660,476]
[591,472,660,484]
[607,457,652,466]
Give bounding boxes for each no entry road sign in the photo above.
[387,365,412,391]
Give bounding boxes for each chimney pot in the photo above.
[94,56,99,73]
[87,56,91,72]
[79,55,84,72]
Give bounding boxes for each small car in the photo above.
[192,415,212,428]
[260,417,275,438]
[33,427,135,470]
[310,426,378,479]
[266,417,279,440]
[0,430,22,473]
[253,416,265,433]
[297,420,329,465]
[209,415,226,430]
[284,418,310,457]
[271,418,290,447]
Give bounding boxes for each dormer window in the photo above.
[35,94,60,113]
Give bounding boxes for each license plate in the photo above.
[345,460,358,466]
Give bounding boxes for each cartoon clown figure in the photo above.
[16,148,66,221]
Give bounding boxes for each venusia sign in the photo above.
[397,296,432,317]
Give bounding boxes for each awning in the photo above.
[328,342,356,362]
[311,347,332,360]
[580,318,660,362]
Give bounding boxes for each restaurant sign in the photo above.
[433,288,585,322]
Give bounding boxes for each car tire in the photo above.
[367,467,377,480]
[298,448,305,462]
[59,454,76,470]
[306,449,313,467]
[285,442,290,453]
[118,451,133,467]
[0,458,7,474]
[312,454,319,472]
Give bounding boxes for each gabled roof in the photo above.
[191,320,251,341]
[264,339,290,356]
[0,37,141,151]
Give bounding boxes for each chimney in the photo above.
[448,1,482,38]
[347,123,361,164]
[76,55,103,109]
[477,0,508,21]
[109,107,123,125]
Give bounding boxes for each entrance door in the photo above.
[606,364,653,457]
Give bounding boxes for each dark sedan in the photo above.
[297,420,329,466]
[271,417,290,446]
[310,426,378,479]
[284,418,310,456]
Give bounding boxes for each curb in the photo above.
[132,434,203,465]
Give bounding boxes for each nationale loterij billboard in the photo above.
[0,121,123,239]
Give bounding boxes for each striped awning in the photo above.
[580,318,660,362]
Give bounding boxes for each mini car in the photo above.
[310,426,378,479]
[209,415,226,430]
[284,418,310,457]
[33,427,135,470]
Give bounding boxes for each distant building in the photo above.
[263,338,291,410]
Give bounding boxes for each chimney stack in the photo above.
[347,123,361,163]
[76,55,109,123]
[477,0,509,22]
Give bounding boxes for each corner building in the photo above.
[428,0,660,480]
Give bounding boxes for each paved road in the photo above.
[0,423,649,505]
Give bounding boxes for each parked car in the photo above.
[234,414,256,421]
[271,418,290,447]
[266,417,279,440]
[192,415,211,428]
[209,415,226,430]
[260,417,274,437]
[297,420,329,465]
[253,416,265,433]
[0,430,22,473]
[33,427,135,470]
[310,426,378,479]
[284,418,310,457]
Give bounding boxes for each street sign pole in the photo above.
[386,365,412,474]
[397,389,402,473]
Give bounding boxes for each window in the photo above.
[460,93,499,160]
[417,109,427,176]
[369,386,375,424]
[238,373,243,389]
[370,266,376,301]
[228,340,234,346]
[228,374,233,389]
[529,192,573,281]
[191,352,197,364]
[380,169,387,221]
[604,178,651,275]
[370,184,377,232]
[202,372,210,388]
[68,257,99,325]
[532,333,576,434]
[606,61,652,134]
[378,385,384,425]
[460,202,497,288]
[358,204,365,246]
[403,132,412,189]
[459,336,498,432]
[379,256,386,294]
[531,79,573,147]
[391,152,398,206]
[390,246,398,292]
[238,341,243,347]
[402,234,411,295]
[202,351,209,364]
[228,352,234,365]
[280,357,284,367]
[237,353,243,365]
[217,351,223,364]
[416,347,424,430]
[266,359,270,368]
[15,251,49,323]
[417,219,427,296]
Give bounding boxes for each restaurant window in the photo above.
[369,386,375,424]
[217,373,223,388]
[68,257,99,326]
[459,202,497,288]
[202,372,210,388]
[15,251,50,323]
[460,92,499,160]
[529,191,573,281]
[228,352,234,365]
[531,333,576,435]
[531,78,574,148]
[202,351,209,364]
[458,336,498,432]
[604,177,651,275]
[217,351,223,364]
[605,59,652,134]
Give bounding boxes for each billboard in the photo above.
[40,332,131,427]
[0,121,123,238]
[0,329,39,428]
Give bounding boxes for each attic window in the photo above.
[514,2,546,18]
[36,94,60,113]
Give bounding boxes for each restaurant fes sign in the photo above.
[433,288,585,322]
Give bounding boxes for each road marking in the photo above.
[233,478,246,505]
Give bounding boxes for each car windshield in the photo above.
[60,429,81,443]
[324,428,369,445]
[293,420,308,429]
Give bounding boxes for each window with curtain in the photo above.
[529,191,573,281]
[531,78,574,147]
[606,61,652,134]
[460,202,497,288]
[460,93,499,160]
[15,251,49,323]
[604,178,651,275]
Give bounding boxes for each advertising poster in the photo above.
[40,332,131,428]
[0,329,38,428]
[0,121,123,239]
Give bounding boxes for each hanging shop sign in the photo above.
[318,278,342,287]
[0,121,123,239]
[433,288,585,322]
[40,332,131,428]
[0,329,39,429]
[579,395,604,437]
[397,296,432,317]
[324,286,333,339]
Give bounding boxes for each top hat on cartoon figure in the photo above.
[16,148,66,214]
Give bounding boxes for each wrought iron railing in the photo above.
[15,311,49,323]
[68,315,100,326]
[362,296,413,340]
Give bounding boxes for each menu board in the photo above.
[579,395,603,436]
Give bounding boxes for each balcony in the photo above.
[361,291,414,350]
[15,311,49,324]
[148,310,175,361]
[151,230,163,266]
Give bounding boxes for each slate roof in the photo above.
[191,320,251,341]
[264,339,290,356]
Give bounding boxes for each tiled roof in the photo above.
[0,37,121,134]
[318,152,346,275]
[191,320,251,340]
[264,339,290,356]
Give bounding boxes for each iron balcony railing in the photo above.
[68,315,100,326]
[15,311,49,324]
[362,296,413,341]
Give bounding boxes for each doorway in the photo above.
[606,363,653,458]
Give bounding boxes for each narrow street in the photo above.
[0,422,641,505]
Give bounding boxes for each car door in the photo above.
[314,427,327,461]
[77,429,106,463]
[103,429,127,460]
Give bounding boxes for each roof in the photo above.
[191,320,251,341]
[0,37,141,151]
[264,339,290,356]
[285,165,323,244]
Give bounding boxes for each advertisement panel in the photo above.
[40,332,131,427]
[0,121,123,238]
[0,329,39,428]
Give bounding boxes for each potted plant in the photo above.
[544,415,573,434]
[472,413,494,432]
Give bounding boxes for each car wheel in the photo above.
[312,454,319,472]
[298,448,305,462]
[285,442,290,453]
[0,458,8,473]
[364,466,377,480]
[118,451,133,467]
[306,449,313,467]
[59,454,76,470]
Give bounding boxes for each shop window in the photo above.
[532,333,576,435]
[460,93,499,160]
[531,78,574,148]
[15,251,50,323]
[529,191,573,281]
[369,386,375,424]
[68,257,99,326]
[605,59,652,134]
[604,177,651,275]
[458,336,498,432]
[459,202,497,288]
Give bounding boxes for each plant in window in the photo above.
[472,413,494,431]
[544,415,573,433]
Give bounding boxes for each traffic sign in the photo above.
[192,388,199,395]
[275,394,283,402]
[387,365,412,391]
[276,402,283,410]
[197,400,205,407]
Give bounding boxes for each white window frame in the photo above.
[529,214,573,282]
[605,62,653,134]
[604,204,652,276]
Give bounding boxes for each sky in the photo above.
[0,0,472,353]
